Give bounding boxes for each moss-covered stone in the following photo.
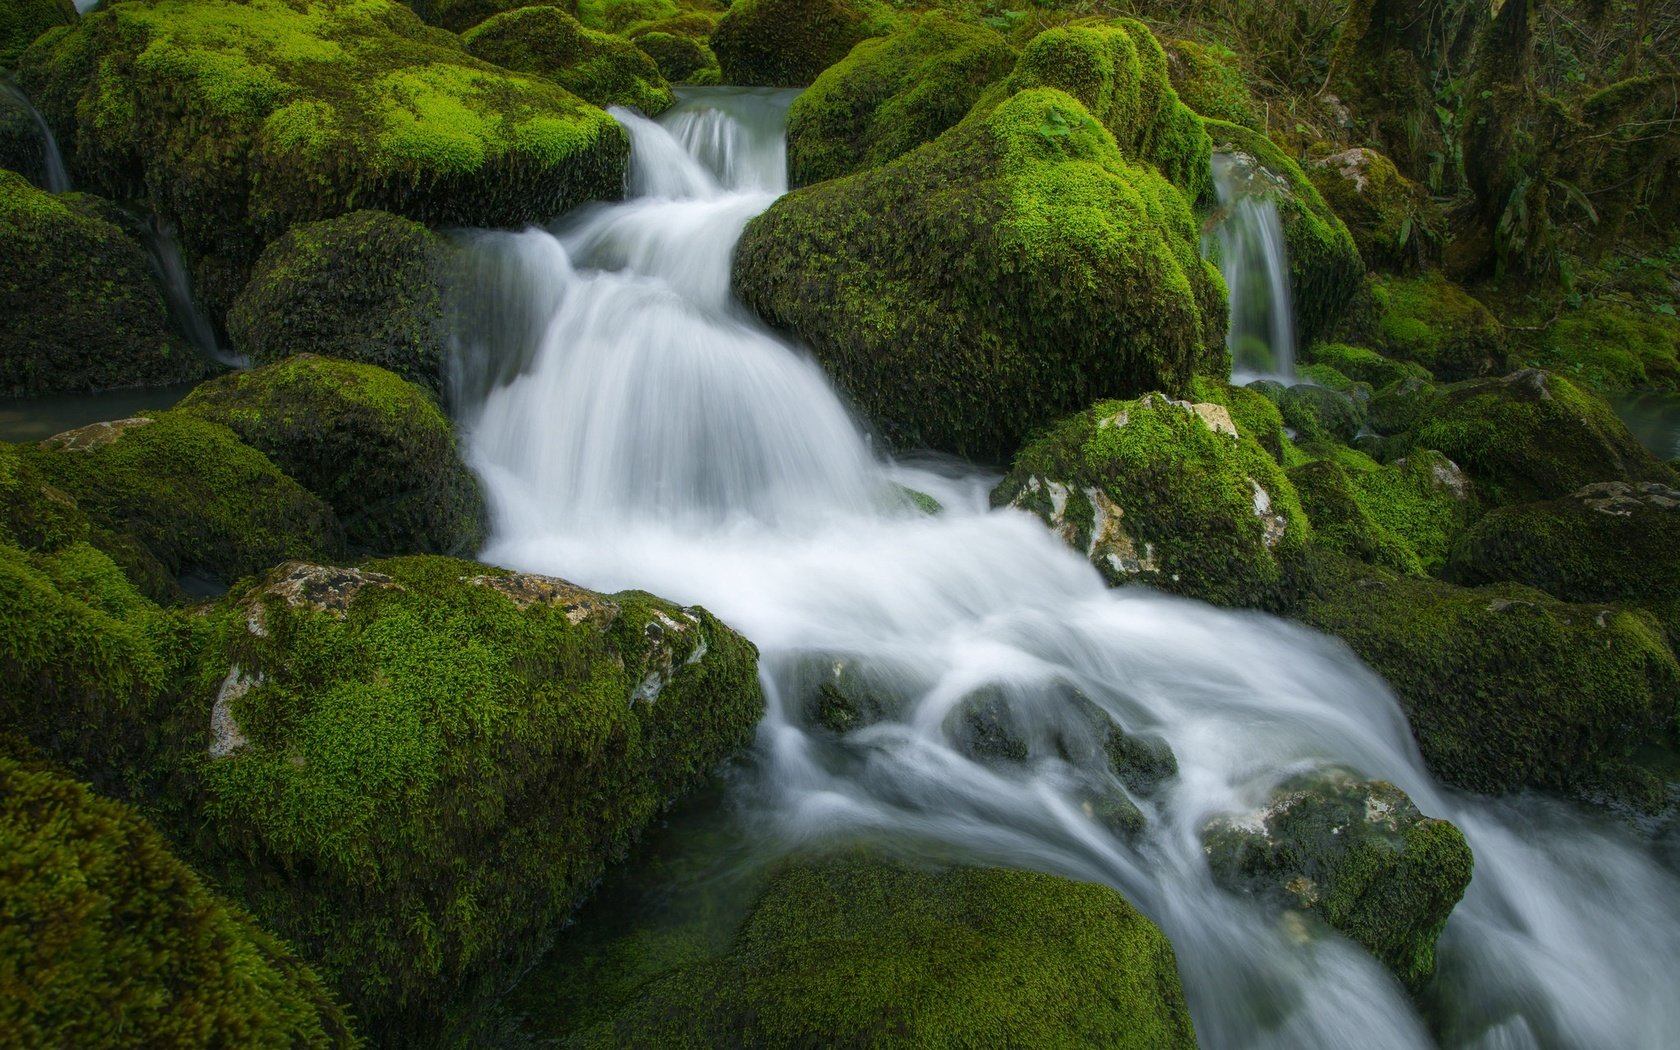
[994,393,1311,610]
[1309,147,1442,273]
[0,171,206,397]
[1192,375,1289,462]
[0,746,356,1048]
[227,210,452,397]
[20,412,343,596]
[709,0,886,87]
[178,355,486,558]
[19,0,628,317]
[785,12,1015,187]
[1279,383,1367,443]
[1293,443,1473,575]
[1205,120,1363,347]
[424,0,577,34]
[1302,342,1432,389]
[1356,271,1508,381]
[1531,297,1680,393]
[463,7,676,115]
[181,557,763,1038]
[563,852,1197,1048]
[631,28,718,84]
[0,0,73,71]
[734,88,1226,460]
[1300,562,1680,798]
[1165,38,1260,129]
[1204,770,1472,991]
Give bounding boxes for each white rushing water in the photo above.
[454,90,1680,1048]
[1208,151,1297,382]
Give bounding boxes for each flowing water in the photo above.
[0,79,70,193]
[452,90,1680,1048]
[136,214,246,369]
[1208,151,1297,382]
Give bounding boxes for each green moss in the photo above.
[1302,342,1432,389]
[19,0,627,317]
[785,12,1015,187]
[1279,383,1367,443]
[1308,147,1443,273]
[0,0,73,70]
[631,29,718,84]
[227,210,452,396]
[1191,375,1288,461]
[564,852,1197,1048]
[0,748,357,1047]
[1290,458,1427,575]
[463,7,675,115]
[1532,297,1680,393]
[708,0,890,87]
[994,392,1312,610]
[1205,771,1472,990]
[425,0,578,33]
[21,411,343,595]
[735,88,1226,460]
[0,171,206,397]
[1164,38,1260,130]
[182,556,763,1039]
[1356,272,1508,381]
[1300,561,1680,798]
[178,355,486,557]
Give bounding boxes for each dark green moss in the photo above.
[227,210,452,397]
[1279,383,1367,443]
[994,393,1312,610]
[1164,38,1260,129]
[1291,458,1428,575]
[0,0,73,70]
[1531,297,1680,393]
[425,0,578,33]
[463,7,676,115]
[1355,272,1509,381]
[0,171,206,397]
[1308,147,1443,273]
[735,88,1226,461]
[708,0,888,87]
[785,12,1015,187]
[631,29,718,84]
[178,355,486,557]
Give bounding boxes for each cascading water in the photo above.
[1208,151,1297,381]
[137,215,247,369]
[0,79,71,193]
[454,90,1680,1048]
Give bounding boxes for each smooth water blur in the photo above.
[1208,151,1297,382]
[0,382,197,443]
[1614,390,1680,461]
[458,90,1680,1048]
[138,215,246,368]
[1,79,70,193]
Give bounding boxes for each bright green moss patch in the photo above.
[0,0,73,71]
[1532,297,1680,393]
[463,7,676,115]
[178,355,486,558]
[1302,342,1432,389]
[709,0,890,87]
[735,88,1226,461]
[183,556,763,1039]
[1354,271,1508,381]
[785,12,1015,187]
[1164,38,1260,130]
[994,393,1311,610]
[0,748,357,1048]
[0,171,205,398]
[1308,147,1442,274]
[1290,443,1474,575]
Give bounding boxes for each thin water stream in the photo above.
[453,90,1679,1048]
[1208,151,1297,382]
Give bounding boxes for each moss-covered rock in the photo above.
[178,355,486,557]
[709,0,886,87]
[562,852,1197,1048]
[1278,382,1367,443]
[1192,375,1289,462]
[0,91,53,187]
[1300,563,1680,798]
[21,412,343,596]
[182,557,763,1038]
[19,0,628,317]
[1531,297,1680,393]
[463,7,676,115]
[734,88,1226,460]
[1205,120,1363,347]
[1302,342,1432,389]
[1291,444,1473,575]
[1204,770,1472,990]
[228,210,452,397]
[1355,272,1508,381]
[1309,147,1442,273]
[0,0,73,71]
[994,393,1311,610]
[631,28,718,84]
[0,171,206,397]
[0,747,356,1048]
[785,12,1015,187]
[424,0,577,34]
[1165,38,1260,129]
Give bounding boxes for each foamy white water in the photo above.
[455,88,1680,1049]
[1208,150,1298,382]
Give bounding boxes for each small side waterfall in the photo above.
[0,80,71,193]
[137,215,247,368]
[1208,151,1297,380]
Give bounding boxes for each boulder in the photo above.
[709,0,885,87]
[1301,342,1432,390]
[0,0,73,70]
[1290,446,1473,575]
[1278,382,1367,443]
[1532,297,1680,393]
[1165,38,1260,129]
[734,89,1226,460]
[994,393,1311,610]
[1309,147,1442,272]
[423,0,578,33]
[1354,271,1508,381]
[462,7,675,115]
[177,355,486,557]
[631,29,719,84]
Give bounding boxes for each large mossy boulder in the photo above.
[734,88,1227,460]
[994,393,1311,610]
[227,210,452,397]
[21,412,343,596]
[0,0,73,70]
[562,852,1198,1048]
[1300,563,1680,800]
[1356,271,1508,381]
[785,12,1015,187]
[178,355,486,557]
[631,27,720,84]
[1289,444,1473,575]
[462,7,676,115]
[18,0,628,317]
[422,0,575,33]
[183,557,763,1038]
[1309,147,1442,273]
[1532,297,1680,393]
[709,0,885,87]
[0,171,205,398]
[0,747,356,1047]
[1164,38,1260,129]
[1204,770,1473,990]
[1204,120,1363,347]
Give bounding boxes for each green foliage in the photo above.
[462,6,676,115]
[0,171,205,397]
[708,0,891,87]
[0,747,357,1048]
[228,210,452,397]
[1355,271,1508,381]
[786,12,1016,187]
[735,88,1226,461]
[178,355,487,557]
[1163,37,1260,130]
[1308,147,1443,273]
[0,0,73,70]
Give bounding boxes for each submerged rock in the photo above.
[462,7,676,115]
[709,0,885,87]
[1204,770,1473,990]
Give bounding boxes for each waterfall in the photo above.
[0,79,71,194]
[1208,151,1297,380]
[455,89,1680,1049]
[137,215,247,369]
